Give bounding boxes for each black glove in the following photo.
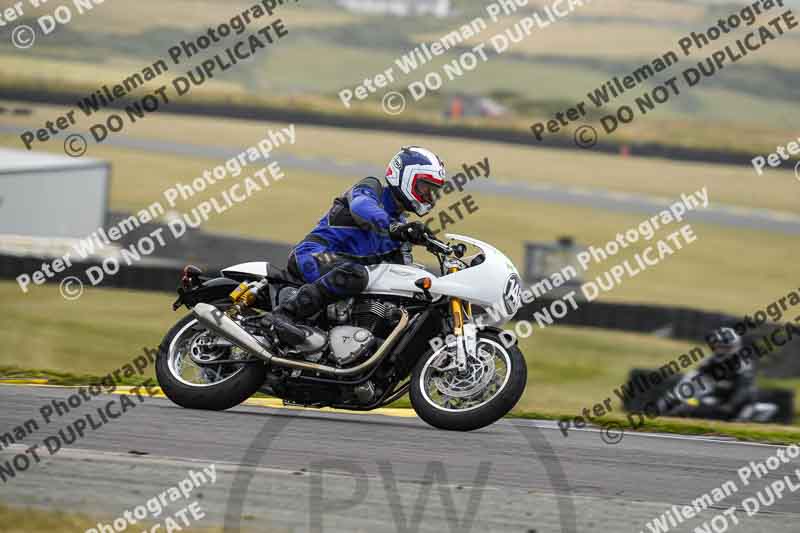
[389,221,430,245]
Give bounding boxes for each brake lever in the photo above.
[424,235,452,255]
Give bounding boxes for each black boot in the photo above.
[265,284,324,347]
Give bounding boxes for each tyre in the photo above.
[410,332,527,431]
[755,388,795,424]
[156,310,267,411]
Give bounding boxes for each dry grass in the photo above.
[1,101,797,315]
[1,0,797,148]
[436,12,800,69]
[0,503,251,533]
[570,0,706,22]
[0,504,108,533]
[18,0,356,34]
[3,100,797,215]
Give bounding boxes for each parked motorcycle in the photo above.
[155,233,527,431]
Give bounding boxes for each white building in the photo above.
[0,148,109,240]
[337,0,451,18]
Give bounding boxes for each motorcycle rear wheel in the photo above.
[156,309,267,411]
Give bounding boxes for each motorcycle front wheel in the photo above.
[409,331,527,431]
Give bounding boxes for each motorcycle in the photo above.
[623,368,794,424]
[155,233,527,431]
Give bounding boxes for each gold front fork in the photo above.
[451,297,464,335]
[447,266,470,371]
[448,266,469,335]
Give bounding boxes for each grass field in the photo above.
[0,503,246,533]
[445,9,800,69]
[0,504,117,533]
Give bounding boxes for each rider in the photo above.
[266,146,446,345]
[694,326,757,418]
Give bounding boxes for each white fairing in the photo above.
[219,235,523,327]
[366,234,522,326]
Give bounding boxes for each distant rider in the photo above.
[668,327,756,420]
[698,326,757,419]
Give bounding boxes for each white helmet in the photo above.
[384,146,446,216]
[708,327,743,356]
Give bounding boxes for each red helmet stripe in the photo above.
[416,172,445,185]
[410,173,443,203]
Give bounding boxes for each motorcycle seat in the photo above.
[267,264,304,286]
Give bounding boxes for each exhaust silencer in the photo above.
[192,303,275,363]
[191,303,409,376]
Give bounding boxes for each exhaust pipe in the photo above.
[192,303,276,362]
[192,303,409,377]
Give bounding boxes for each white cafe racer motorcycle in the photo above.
[156,233,526,431]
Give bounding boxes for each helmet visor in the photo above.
[411,173,444,206]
